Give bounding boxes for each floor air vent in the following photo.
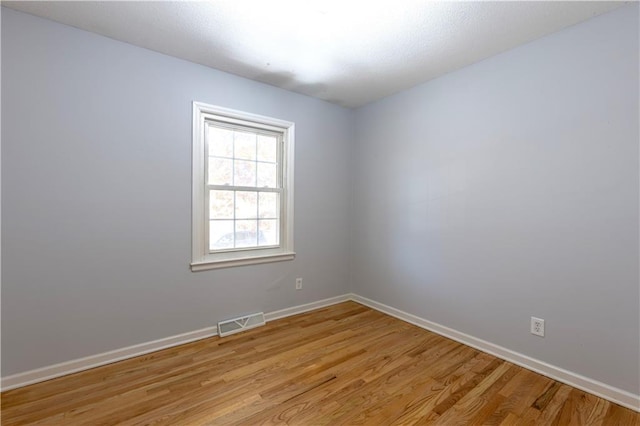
[218,312,265,337]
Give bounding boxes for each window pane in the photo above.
[208,158,233,186]
[234,131,256,160]
[259,219,279,246]
[208,126,233,158]
[235,191,257,219]
[234,160,256,187]
[210,220,234,250]
[259,192,278,219]
[257,162,277,188]
[235,220,258,248]
[257,135,277,163]
[210,190,234,219]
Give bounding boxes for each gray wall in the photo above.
[1,8,353,376]
[352,4,639,394]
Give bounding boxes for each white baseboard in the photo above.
[1,293,351,392]
[264,293,352,322]
[351,293,640,412]
[0,325,219,392]
[3,292,639,413]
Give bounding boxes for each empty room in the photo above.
[1,1,639,424]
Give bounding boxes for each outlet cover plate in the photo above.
[531,317,545,337]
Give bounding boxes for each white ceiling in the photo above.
[4,1,628,108]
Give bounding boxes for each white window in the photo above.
[191,102,295,271]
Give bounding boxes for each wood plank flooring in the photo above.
[1,302,638,425]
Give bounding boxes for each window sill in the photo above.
[190,252,296,271]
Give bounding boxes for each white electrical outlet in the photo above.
[531,317,545,337]
[295,278,303,290]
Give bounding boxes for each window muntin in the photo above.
[191,102,294,271]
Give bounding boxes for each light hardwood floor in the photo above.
[1,302,638,425]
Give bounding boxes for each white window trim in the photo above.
[191,102,295,271]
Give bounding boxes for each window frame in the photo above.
[191,102,295,271]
